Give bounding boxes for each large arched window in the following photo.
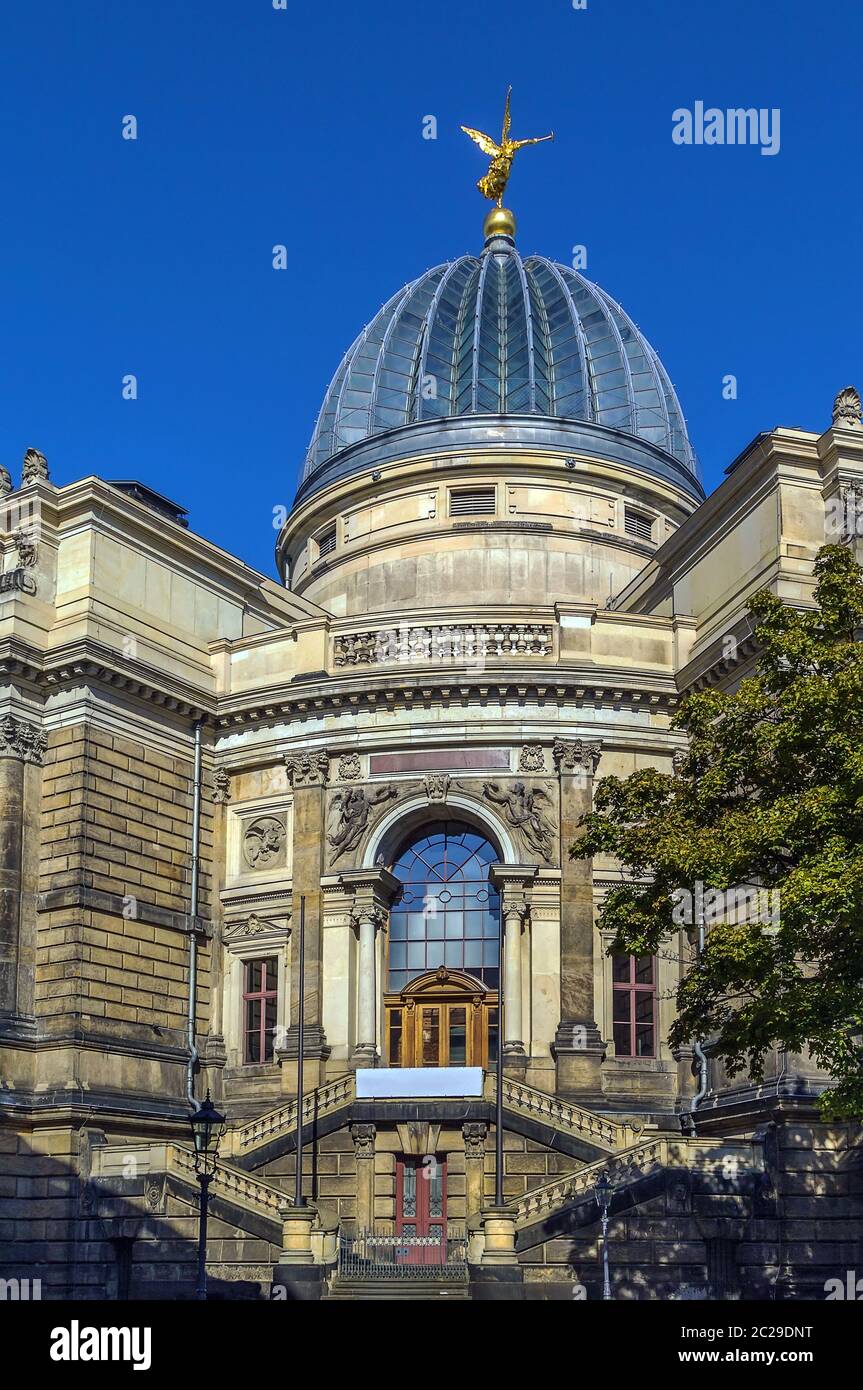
[387,821,501,992]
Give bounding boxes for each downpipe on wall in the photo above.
[186,718,203,1110]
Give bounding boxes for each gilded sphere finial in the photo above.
[484,205,516,242]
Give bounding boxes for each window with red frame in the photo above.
[612,955,656,1058]
[243,957,278,1063]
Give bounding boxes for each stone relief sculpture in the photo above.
[552,739,602,776]
[327,784,397,863]
[212,767,231,803]
[21,447,49,485]
[242,816,286,870]
[12,528,37,568]
[284,750,330,787]
[482,779,555,862]
[423,773,450,802]
[0,465,12,497]
[0,715,48,765]
[518,743,545,772]
[337,753,362,781]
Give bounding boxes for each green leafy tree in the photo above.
[574,544,863,1119]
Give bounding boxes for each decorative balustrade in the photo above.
[167,1145,284,1221]
[512,1136,763,1228]
[235,1074,355,1155]
[333,622,554,668]
[501,1078,637,1152]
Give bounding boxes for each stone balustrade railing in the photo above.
[500,1077,639,1153]
[333,622,554,668]
[512,1136,763,1228]
[233,1074,355,1157]
[167,1145,285,1221]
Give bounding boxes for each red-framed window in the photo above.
[612,954,656,1058]
[243,956,278,1063]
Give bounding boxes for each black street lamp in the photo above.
[594,1170,613,1301]
[189,1091,226,1301]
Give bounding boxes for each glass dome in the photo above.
[298,241,699,502]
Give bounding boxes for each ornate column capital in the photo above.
[0,715,47,765]
[552,738,602,778]
[463,1121,488,1157]
[349,905,387,935]
[284,749,330,788]
[350,1122,376,1159]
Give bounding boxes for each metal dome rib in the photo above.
[301,245,697,488]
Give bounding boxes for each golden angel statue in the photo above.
[461,87,554,207]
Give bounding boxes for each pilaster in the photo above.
[552,739,605,1097]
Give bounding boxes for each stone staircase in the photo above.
[326,1276,469,1301]
[510,1134,764,1232]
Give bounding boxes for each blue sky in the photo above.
[1,0,859,576]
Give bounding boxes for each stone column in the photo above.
[489,865,535,1077]
[463,1121,488,1219]
[552,739,605,1097]
[283,751,331,1082]
[339,867,399,1068]
[0,715,45,1017]
[351,1123,376,1232]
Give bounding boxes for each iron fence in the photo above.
[338,1223,468,1281]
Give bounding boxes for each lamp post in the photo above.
[189,1091,226,1301]
[594,1171,612,1301]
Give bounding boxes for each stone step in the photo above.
[327,1278,469,1301]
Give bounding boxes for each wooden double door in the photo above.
[385,968,498,1069]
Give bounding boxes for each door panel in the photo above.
[396,1156,447,1265]
[385,983,497,1067]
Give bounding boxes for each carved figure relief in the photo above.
[482,779,555,862]
[327,784,397,864]
[242,816,287,870]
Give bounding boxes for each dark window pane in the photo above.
[613,1023,632,1056]
[612,955,631,984]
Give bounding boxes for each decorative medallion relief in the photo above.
[518,743,545,773]
[337,753,362,781]
[481,779,556,863]
[242,816,287,870]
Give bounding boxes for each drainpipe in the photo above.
[186,719,204,1109]
[683,887,709,1134]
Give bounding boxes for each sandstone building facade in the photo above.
[1,217,861,1300]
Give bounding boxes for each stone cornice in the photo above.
[214,669,681,729]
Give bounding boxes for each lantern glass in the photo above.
[190,1092,225,1160]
